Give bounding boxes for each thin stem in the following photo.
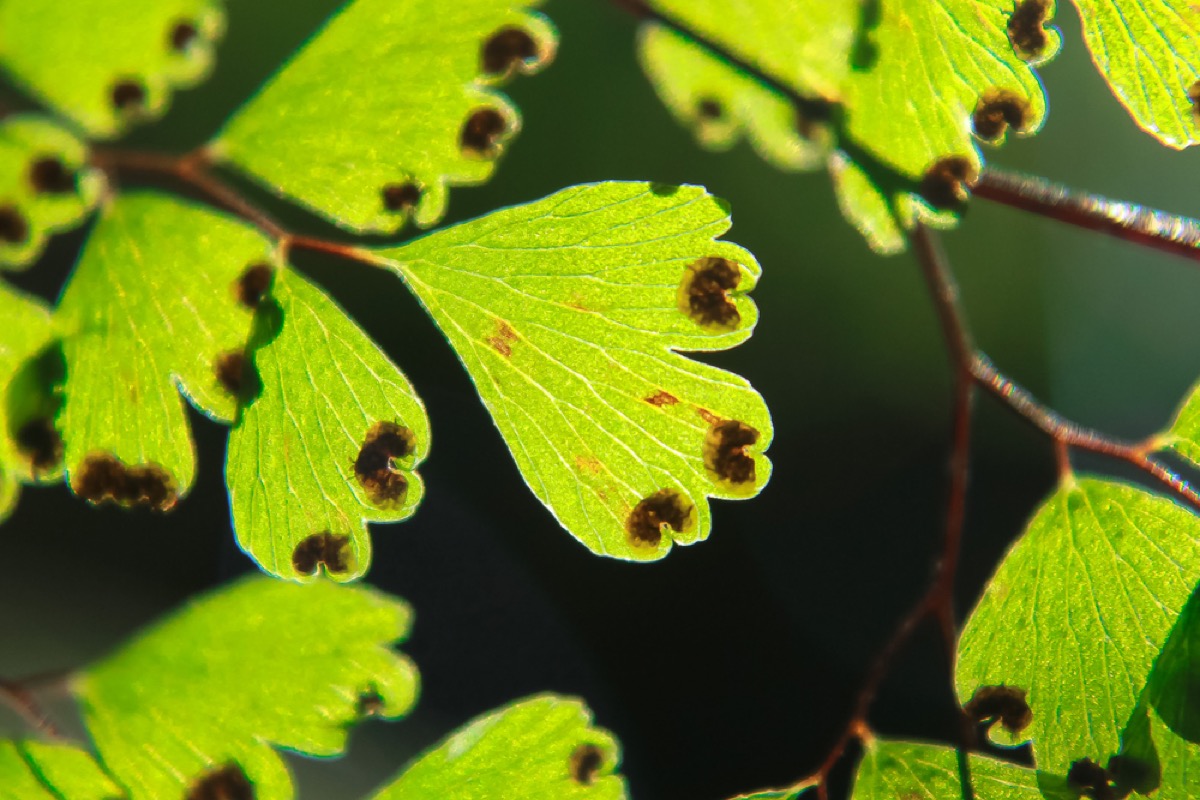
[0,678,63,740]
[976,167,1200,263]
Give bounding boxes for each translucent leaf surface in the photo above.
[369,694,625,799]
[0,0,225,138]
[216,0,556,234]
[76,576,418,800]
[1073,0,1200,148]
[0,741,120,800]
[226,268,429,583]
[373,182,772,560]
[638,24,826,171]
[0,116,104,269]
[56,193,273,511]
[1158,380,1200,467]
[850,739,1071,800]
[956,478,1200,773]
[0,281,58,522]
[828,150,904,255]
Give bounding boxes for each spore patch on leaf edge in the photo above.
[28,156,76,194]
[678,256,742,331]
[15,418,63,473]
[1067,758,1117,800]
[292,531,353,576]
[0,205,29,244]
[73,453,177,511]
[696,97,724,120]
[481,27,538,75]
[963,684,1032,735]
[1007,0,1052,60]
[357,687,385,717]
[170,20,199,51]
[234,263,274,309]
[186,762,255,800]
[569,743,604,785]
[382,182,422,213]
[460,108,508,156]
[972,88,1031,141]
[215,351,248,396]
[354,421,414,507]
[627,488,695,547]
[704,419,759,487]
[919,156,977,210]
[110,79,147,112]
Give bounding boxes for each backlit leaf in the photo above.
[0,0,224,138]
[369,694,625,800]
[226,267,429,583]
[0,741,120,800]
[55,192,273,511]
[1072,0,1200,148]
[76,575,418,800]
[0,280,59,522]
[956,478,1200,773]
[1157,379,1200,468]
[850,738,1071,800]
[372,182,772,561]
[0,115,104,269]
[216,0,556,234]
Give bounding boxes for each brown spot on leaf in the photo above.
[0,205,29,244]
[972,88,1031,141]
[292,532,353,576]
[354,421,415,507]
[704,419,759,486]
[963,685,1032,735]
[1068,758,1117,800]
[697,97,724,120]
[73,453,177,511]
[357,687,385,717]
[382,182,422,212]
[569,743,604,785]
[575,455,602,475]
[481,27,538,75]
[28,157,75,194]
[110,79,146,112]
[235,263,273,309]
[627,488,694,547]
[919,156,977,210]
[1008,0,1052,60]
[1189,80,1200,126]
[644,390,679,407]
[487,320,518,357]
[460,108,508,156]
[186,762,254,800]
[696,407,721,425]
[215,351,248,396]
[15,418,62,474]
[170,20,199,51]
[678,257,742,331]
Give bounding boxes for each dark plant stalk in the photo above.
[0,678,62,740]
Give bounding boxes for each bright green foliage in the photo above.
[76,576,418,800]
[0,116,104,269]
[0,281,58,522]
[374,182,772,561]
[0,0,224,138]
[226,268,429,583]
[56,193,270,509]
[849,739,1070,800]
[0,741,121,800]
[639,25,826,171]
[216,0,556,234]
[1158,380,1200,467]
[1072,0,1200,149]
[828,150,904,255]
[370,694,625,799]
[956,478,1200,774]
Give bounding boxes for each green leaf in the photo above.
[215,0,556,234]
[0,0,225,138]
[369,694,625,799]
[0,741,120,800]
[372,182,772,561]
[850,738,1072,800]
[0,280,59,522]
[55,192,272,511]
[1157,380,1200,467]
[0,115,104,269]
[956,478,1200,773]
[76,575,418,800]
[828,150,904,255]
[226,267,429,583]
[638,24,827,171]
[1072,0,1200,148]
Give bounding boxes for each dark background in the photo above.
[4,2,1200,798]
